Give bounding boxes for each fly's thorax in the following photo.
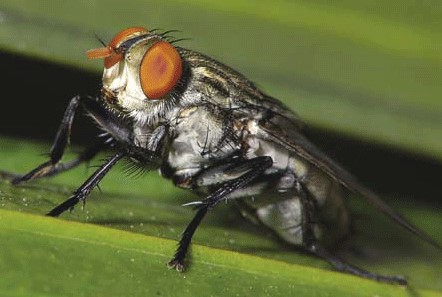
[163,105,241,186]
[244,121,291,172]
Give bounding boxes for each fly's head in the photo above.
[87,27,184,124]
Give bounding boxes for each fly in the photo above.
[11,27,440,285]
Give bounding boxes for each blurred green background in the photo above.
[0,0,441,159]
[0,1,441,296]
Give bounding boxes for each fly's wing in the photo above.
[245,94,306,131]
[258,109,440,249]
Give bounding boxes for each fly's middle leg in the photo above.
[168,156,273,272]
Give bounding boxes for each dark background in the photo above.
[0,51,440,205]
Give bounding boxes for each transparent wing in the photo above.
[258,112,440,249]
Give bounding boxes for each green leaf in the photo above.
[0,209,430,297]
[0,1,441,159]
[1,136,441,296]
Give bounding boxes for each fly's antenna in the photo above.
[94,32,107,47]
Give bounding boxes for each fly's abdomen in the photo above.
[302,164,351,246]
[248,173,350,247]
[241,137,351,247]
[255,197,304,245]
[240,151,350,246]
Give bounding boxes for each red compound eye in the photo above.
[139,41,183,99]
[86,26,149,68]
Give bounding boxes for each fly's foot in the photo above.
[370,273,407,286]
[167,258,185,272]
[46,192,86,217]
[0,170,22,181]
[11,161,54,184]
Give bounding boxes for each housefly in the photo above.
[11,27,440,285]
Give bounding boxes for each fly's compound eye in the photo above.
[139,41,183,99]
[86,26,149,68]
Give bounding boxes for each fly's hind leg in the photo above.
[307,243,407,285]
[296,181,407,285]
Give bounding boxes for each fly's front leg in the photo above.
[296,181,407,285]
[168,156,273,271]
[47,151,125,216]
[12,96,102,184]
[47,145,159,217]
